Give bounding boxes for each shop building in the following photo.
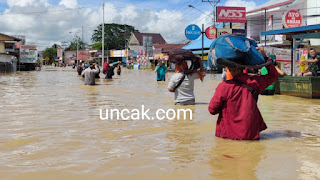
[0,33,21,72]
[127,32,166,66]
[246,0,320,46]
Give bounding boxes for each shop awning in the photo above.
[261,24,320,36]
[292,32,320,39]
[182,36,214,50]
[192,50,209,54]
[260,24,320,76]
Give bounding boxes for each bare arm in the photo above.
[167,75,178,93]
[275,66,286,76]
[199,58,205,72]
[94,65,99,74]
[306,58,319,63]
[81,69,85,77]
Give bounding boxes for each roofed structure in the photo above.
[128,32,166,46]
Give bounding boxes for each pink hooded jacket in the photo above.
[208,61,279,140]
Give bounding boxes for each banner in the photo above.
[20,45,37,63]
[216,6,246,23]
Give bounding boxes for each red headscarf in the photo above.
[103,62,109,74]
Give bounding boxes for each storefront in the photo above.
[261,24,320,98]
[109,49,127,65]
[246,0,320,46]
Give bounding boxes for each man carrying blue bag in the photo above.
[208,35,279,140]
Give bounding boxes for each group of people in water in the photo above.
[75,46,319,141]
[164,47,319,140]
[77,61,122,85]
[163,47,278,140]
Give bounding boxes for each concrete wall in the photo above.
[0,42,5,53]
[0,54,17,72]
[128,45,144,53]
[246,0,309,43]
[64,50,77,65]
[306,0,320,45]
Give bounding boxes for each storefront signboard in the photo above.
[185,24,201,40]
[216,6,246,23]
[282,9,302,28]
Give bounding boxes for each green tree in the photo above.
[43,44,58,64]
[91,23,138,50]
[92,42,102,50]
[65,36,86,51]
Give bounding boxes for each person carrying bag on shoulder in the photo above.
[167,49,205,105]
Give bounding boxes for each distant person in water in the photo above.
[103,61,109,74]
[77,62,83,75]
[95,62,100,79]
[117,61,121,75]
[154,61,167,81]
[81,62,99,85]
[105,64,115,79]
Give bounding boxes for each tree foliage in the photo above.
[91,23,138,50]
[65,36,86,51]
[42,44,58,63]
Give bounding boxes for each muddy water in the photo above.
[0,66,320,180]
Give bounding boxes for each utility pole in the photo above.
[76,33,79,66]
[102,0,105,66]
[82,26,84,43]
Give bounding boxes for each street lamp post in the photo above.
[76,35,79,66]
[102,0,105,67]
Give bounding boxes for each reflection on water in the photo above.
[0,66,320,179]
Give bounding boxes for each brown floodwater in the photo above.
[0,66,320,180]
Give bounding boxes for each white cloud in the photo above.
[0,0,203,50]
[6,0,49,7]
[59,0,78,8]
[224,0,257,11]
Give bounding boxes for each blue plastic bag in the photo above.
[210,35,265,67]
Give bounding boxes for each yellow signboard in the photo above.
[45,57,50,61]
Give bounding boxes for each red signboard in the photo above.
[216,6,246,23]
[282,9,302,28]
[205,26,217,39]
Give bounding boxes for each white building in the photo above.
[246,0,320,46]
[0,33,21,72]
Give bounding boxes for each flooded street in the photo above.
[1,67,320,180]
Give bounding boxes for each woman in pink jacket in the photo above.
[208,58,278,140]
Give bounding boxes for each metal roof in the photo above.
[132,32,166,45]
[261,24,320,36]
[182,36,214,50]
[247,0,295,13]
[0,33,21,41]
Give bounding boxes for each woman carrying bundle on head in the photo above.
[208,43,279,140]
[167,49,206,105]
